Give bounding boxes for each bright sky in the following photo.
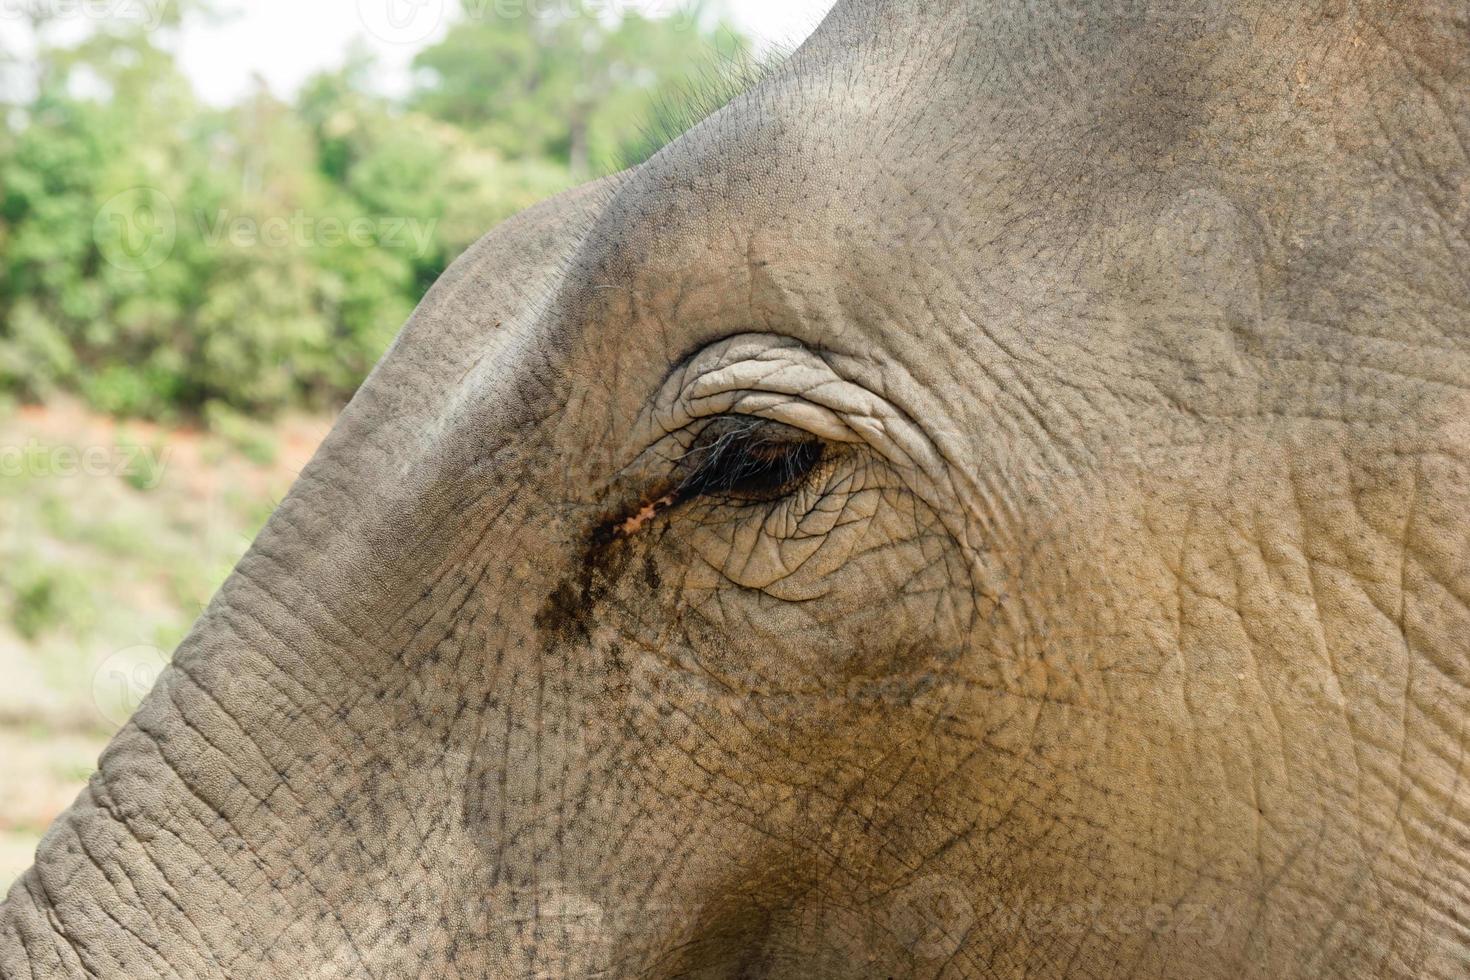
[164,0,836,106]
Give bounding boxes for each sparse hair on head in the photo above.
[610,31,788,175]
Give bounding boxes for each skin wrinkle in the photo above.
[631,335,981,559]
[69,827,170,974]
[64,830,176,980]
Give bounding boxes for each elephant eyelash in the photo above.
[675,415,827,504]
[602,417,829,543]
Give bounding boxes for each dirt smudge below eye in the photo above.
[641,553,661,591]
[533,485,682,645]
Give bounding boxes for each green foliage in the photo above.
[202,401,277,466]
[3,558,93,641]
[412,2,751,175]
[114,433,169,491]
[0,5,754,421]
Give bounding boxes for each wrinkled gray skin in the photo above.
[4,0,1470,976]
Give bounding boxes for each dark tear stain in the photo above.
[533,486,680,644]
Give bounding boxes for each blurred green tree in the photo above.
[0,2,756,419]
[411,0,749,176]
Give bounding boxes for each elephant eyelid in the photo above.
[675,415,827,504]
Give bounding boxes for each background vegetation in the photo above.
[0,0,749,420]
[0,0,758,889]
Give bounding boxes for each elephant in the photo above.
[3,0,1469,975]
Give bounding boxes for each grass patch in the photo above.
[3,559,94,641]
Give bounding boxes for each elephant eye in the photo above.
[678,416,827,504]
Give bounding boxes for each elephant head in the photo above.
[4,0,1469,976]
